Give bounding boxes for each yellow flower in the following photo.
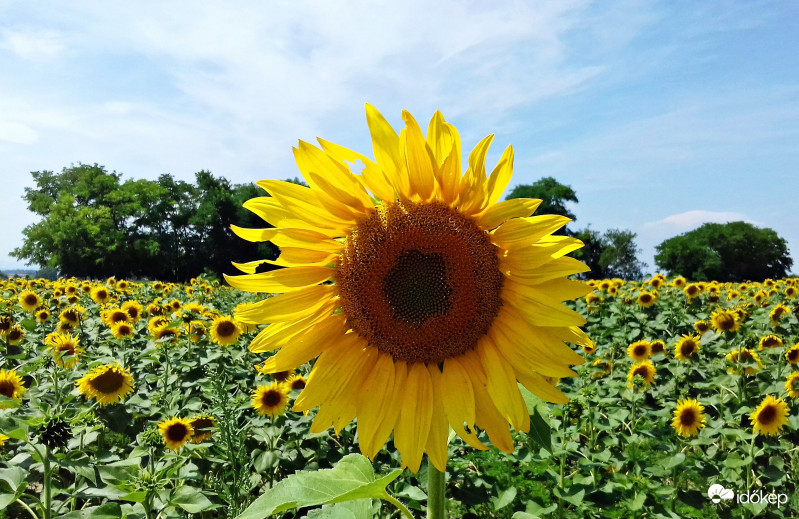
[758,334,783,350]
[110,322,135,340]
[627,361,656,388]
[683,283,702,299]
[187,320,207,342]
[785,344,799,365]
[671,276,686,289]
[286,374,307,391]
[188,415,215,443]
[674,334,701,361]
[0,315,12,338]
[636,291,658,307]
[649,340,667,356]
[0,369,27,408]
[785,373,799,398]
[209,315,242,346]
[6,325,24,345]
[59,306,86,326]
[76,363,134,405]
[35,307,51,323]
[102,308,130,327]
[710,308,740,333]
[121,300,143,322]
[627,340,651,362]
[671,399,706,437]
[158,417,194,450]
[18,290,41,312]
[227,106,590,472]
[750,395,789,436]
[694,320,710,335]
[251,382,290,417]
[46,333,84,368]
[726,348,763,375]
[0,433,9,447]
[90,286,111,304]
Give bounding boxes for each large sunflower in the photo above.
[76,363,135,405]
[749,395,789,436]
[227,106,590,472]
[671,399,706,437]
[0,368,27,408]
[158,417,194,450]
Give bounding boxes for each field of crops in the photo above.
[1,274,799,518]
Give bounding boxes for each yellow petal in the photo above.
[223,266,333,293]
[257,313,347,373]
[475,198,541,231]
[248,305,333,352]
[258,179,356,227]
[294,140,374,212]
[231,284,338,323]
[523,278,592,301]
[441,357,486,450]
[394,362,433,473]
[515,370,569,404]
[460,351,514,453]
[477,338,529,433]
[501,283,587,327]
[356,353,399,459]
[491,215,571,249]
[317,137,396,202]
[485,145,514,206]
[426,365,450,472]
[501,256,589,284]
[265,248,337,268]
[365,104,410,199]
[230,226,343,252]
[401,110,436,201]
[243,197,341,236]
[458,135,493,215]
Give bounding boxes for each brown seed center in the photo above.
[89,370,125,394]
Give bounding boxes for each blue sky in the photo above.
[1,1,798,276]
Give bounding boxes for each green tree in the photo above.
[505,177,579,221]
[655,221,792,281]
[572,227,647,280]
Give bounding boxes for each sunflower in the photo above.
[35,307,51,323]
[758,334,783,350]
[76,363,135,405]
[90,286,111,304]
[684,283,702,299]
[152,325,180,343]
[158,417,194,450]
[694,320,710,335]
[710,308,740,333]
[187,320,207,343]
[785,286,798,299]
[786,344,799,365]
[671,399,706,437]
[121,300,143,322]
[59,306,86,326]
[591,359,612,379]
[209,316,242,346]
[227,106,590,472]
[6,325,24,345]
[287,374,307,391]
[627,340,651,362]
[0,369,27,408]
[46,333,84,368]
[188,415,214,443]
[671,276,686,289]
[627,361,656,388]
[749,395,789,436]
[0,433,8,448]
[18,290,42,312]
[726,348,763,375]
[251,382,291,417]
[110,321,135,340]
[636,291,658,307]
[674,334,701,361]
[102,308,130,327]
[0,315,13,337]
[649,340,667,356]
[785,373,799,398]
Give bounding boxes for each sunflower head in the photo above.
[750,395,789,436]
[209,316,242,346]
[111,321,135,340]
[227,106,590,472]
[6,325,25,345]
[188,415,215,443]
[786,345,799,365]
[76,363,134,406]
[726,348,763,376]
[694,320,710,335]
[671,398,706,437]
[0,368,27,408]
[758,334,783,350]
[785,373,799,398]
[252,382,290,418]
[627,340,651,362]
[627,361,656,388]
[18,290,42,312]
[636,291,658,308]
[649,340,667,356]
[158,417,194,450]
[674,334,701,361]
[47,333,83,368]
[710,309,740,333]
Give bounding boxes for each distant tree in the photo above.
[573,227,647,280]
[655,221,792,281]
[505,177,579,222]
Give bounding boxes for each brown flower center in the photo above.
[89,369,125,394]
[0,381,14,398]
[263,390,283,407]
[167,423,189,442]
[216,321,237,337]
[680,409,696,426]
[336,201,502,364]
[758,405,777,426]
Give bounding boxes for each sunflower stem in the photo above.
[427,460,446,519]
[383,492,414,519]
[42,445,52,519]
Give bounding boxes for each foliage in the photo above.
[573,228,647,280]
[655,221,793,282]
[505,177,579,232]
[12,164,278,281]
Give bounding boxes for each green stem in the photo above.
[16,498,41,519]
[427,460,446,519]
[383,492,414,519]
[42,446,52,519]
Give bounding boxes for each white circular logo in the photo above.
[707,484,734,504]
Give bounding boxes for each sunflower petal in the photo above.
[485,145,514,206]
[394,362,433,473]
[426,365,451,472]
[317,137,396,202]
[476,198,542,230]
[460,351,514,453]
[401,110,436,201]
[365,104,410,199]
[356,353,398,459]
[257,313,347,373]
[223,267,333,293]
[477,338,529,433]
[515,370,569,404]
[441,358,487,450]
[491,215,571,249]
[231,284,337,323]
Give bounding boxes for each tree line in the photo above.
[11,165,793,282]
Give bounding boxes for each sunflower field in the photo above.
[0,273,798,518]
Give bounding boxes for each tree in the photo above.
[655,221,792,281]
[572,227,647,280]
[505,177,579,222]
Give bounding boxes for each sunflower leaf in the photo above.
[526,407,552,454]
[236,454,402,519]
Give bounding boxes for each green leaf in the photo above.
[723,453,751,468]
[0,493,18,509]
[512,513,542,519]
[494,487,517,511]
[20,318,37,331]
[553,486,585,506]
[627,492,646,511]
[236,454,402,519]
[0,467,26,492]
[664,453,685,469]
[526,407,552,454]
[83,502,123,519]
[306,499,375,518]
[169,486,216,513]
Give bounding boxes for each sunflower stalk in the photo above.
[426,460,446,519]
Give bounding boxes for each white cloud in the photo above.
[0,121,39,145]
[0,29,65,60]
[643,210,757,233]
